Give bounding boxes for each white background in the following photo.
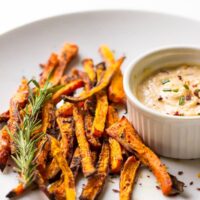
[1,0,200,34]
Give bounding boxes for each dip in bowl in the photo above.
[124,47,200,159]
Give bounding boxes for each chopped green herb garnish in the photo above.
[183,84,189,90]
[163,88,172,92]
[161,79,170,84]
[172,89,179,92]
[194,89,200,97]
[179,96,185,106]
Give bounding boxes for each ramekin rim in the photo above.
[123,46,200,120]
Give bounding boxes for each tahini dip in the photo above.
[137,64,200,116]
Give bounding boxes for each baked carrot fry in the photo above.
[56,102,73,117]
[84,108,101,148]
[41,102,56,134]
[0,110,9,122]
[39,53,59,87]
[57,116,74,162]
[107,106,123,173]
[82,63,101,146]
[50,43,78,85]
[73,106,96,177]
[120,156,140,200]
[50,136,76,200]
[79,142,110,200]
[82,59,96,84]
[0,128,11,171]
[48,177,65,200]
[8,77,29,134]
[63,57,125,102]
[52,79,84,103]
[106,116,173,196]
[0,78,29,171]
[109,70,126,104]
[36,102,55,176]
[99,45,126,104]
[99,45,115,64]
[70,147,81,179]
[91,63,108,137]
[91,92,108,137]
[46,116,75,180]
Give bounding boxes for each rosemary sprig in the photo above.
[8,78,61,188]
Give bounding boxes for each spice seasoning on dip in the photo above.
[137,64,200,116]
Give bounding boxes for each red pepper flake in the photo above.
[147,175,150,178]
[197,188,200,191]
[186,95,191,101]
[192,84,198,88]
[112,189,120,193]
[158,96,163,101]
[178,171,184,175]
[178,75,182,81]
[156,186,160,190]
[189,181,194,186]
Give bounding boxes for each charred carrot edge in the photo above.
[50,136,76,200]
[99,45,126,104]
[106,116,173,196]
[107,105,123,173]
[63,57,125,102]
[82,59,96,85]
[46,116,75,180]
[0,128,10,171]
[70,147,82,179]
[39,53,59,86]
[50,43,79,85]
[91,151,98,165]
[0,110,10,122]
[52,79,84,103]
[55,102,73,117]
[6,183,26,198]
[79,142,110,200]
[120,156,140,200]
[73,106,96,177]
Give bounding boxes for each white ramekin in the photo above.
[124,47,200,159]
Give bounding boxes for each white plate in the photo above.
[0,10,200,200]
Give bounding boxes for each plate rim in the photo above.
[1,9,200,38]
